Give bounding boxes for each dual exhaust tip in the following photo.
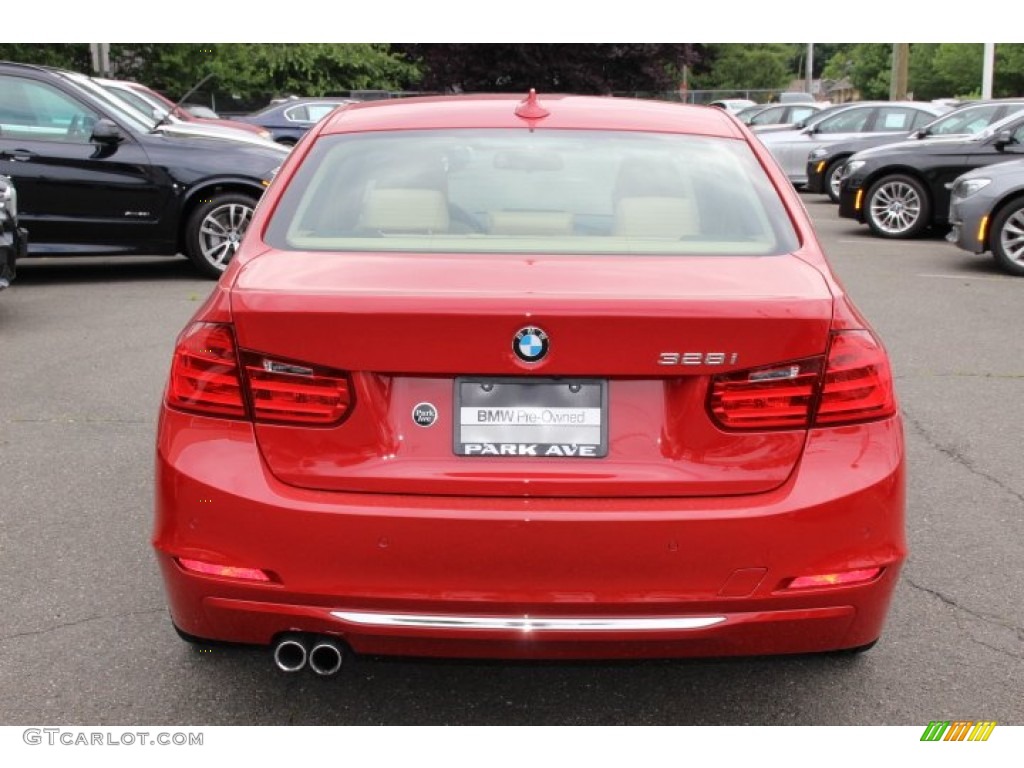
[273,634,346,677]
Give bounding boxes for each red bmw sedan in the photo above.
[153,92,906,675]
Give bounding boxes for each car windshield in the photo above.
[922,103,1024,136]
[796,104,849,129]
[63,72,158,132]
[265,129,799,256]
[101,84,173,124]
[972,109,1024,141]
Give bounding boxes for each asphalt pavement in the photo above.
[0,199,1021,725]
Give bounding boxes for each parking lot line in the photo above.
[917,273,1018,282]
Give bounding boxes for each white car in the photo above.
[708,98,757,114]
[89,77,283,150]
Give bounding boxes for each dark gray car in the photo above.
[948,158,1024,276]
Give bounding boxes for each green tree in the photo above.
[694,44,796,90]
[398,44,699,94]
[932,43,984,97]
[907,43,948,100]
[115,44,419,100]
[994,44,1024,96]
[823,43,891,100]
[0,43,92,71]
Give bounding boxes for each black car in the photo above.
[234,97,355,146]
[0,174,26,290]
[0,62,289,277]
[838,111,1024,238]
[807,99,1024,202]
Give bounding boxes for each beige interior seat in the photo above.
[613,196,700,238]
[358,188,450,233]
[488,211,574,236]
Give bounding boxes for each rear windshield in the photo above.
[264,129,799,256]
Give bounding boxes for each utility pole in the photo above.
[890,43,909,101]
[89,43,111,77]
[982,43,995,99]
[806,43,814,95]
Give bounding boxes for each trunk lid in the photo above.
[230,251,834,498]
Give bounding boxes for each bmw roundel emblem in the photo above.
[513,327,549,363]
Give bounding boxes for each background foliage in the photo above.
[2,43,1023,108]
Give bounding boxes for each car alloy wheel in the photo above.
[991,198,1024,277]
[185,193,257,278]
[826,160,846,203]
[865,174,930,238]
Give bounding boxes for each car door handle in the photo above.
[0,149,36,162]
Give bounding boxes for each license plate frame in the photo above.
[454,377,608,458]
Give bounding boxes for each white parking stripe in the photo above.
[917,273,1017,282]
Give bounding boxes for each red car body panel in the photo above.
[153,410,904,658]
[153,95,906,661]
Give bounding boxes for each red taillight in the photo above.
[177,557,271,582]
[709,330,896,430]
[167,323,246,418]
[815,330,896,425]
[166,324,353,426]
[243,356,352,425]
[709,359,823,429]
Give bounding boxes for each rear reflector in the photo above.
[178,557,271,582]
[709,330,896,430]
[785,567,882,590]
[166,323,246,418]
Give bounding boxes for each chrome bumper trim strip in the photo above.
[331,611,726,632]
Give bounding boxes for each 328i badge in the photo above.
[153,92,906,675]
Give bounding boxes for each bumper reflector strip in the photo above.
[331,611,726,632]
[978,214,989,244]
[786,567,882,590]
[178,558,271,582]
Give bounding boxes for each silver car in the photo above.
[755,101,946,187]
[743,102,824,128]
[948,158,1024,276]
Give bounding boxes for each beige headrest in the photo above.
[613,196,700,238]
[359,188,450,233]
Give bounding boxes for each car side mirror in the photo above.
[993,130,1015,151]
[91,119,124,145]
[800,125,816,135]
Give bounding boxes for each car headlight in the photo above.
[808,148,829,160]
[843,160,866,178]
[259,130,272,140]
[953,178,991,199]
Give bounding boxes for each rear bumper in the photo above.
[153,408,906,659]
